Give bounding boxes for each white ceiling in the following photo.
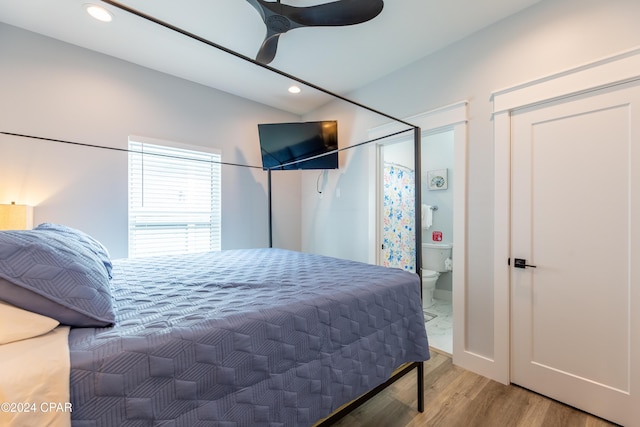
[0,0,542,114]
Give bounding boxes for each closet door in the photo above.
[510,82,640,426]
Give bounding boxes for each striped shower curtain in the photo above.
[382,163,416,271]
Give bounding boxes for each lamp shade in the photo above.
[0,203,34,230]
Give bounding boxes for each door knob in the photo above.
[514,258,536,269]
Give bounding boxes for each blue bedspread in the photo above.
[69,248,429,426]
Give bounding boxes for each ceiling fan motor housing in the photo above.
[267,15,291,33]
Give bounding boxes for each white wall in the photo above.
[301,0,640,363]
[0,23,301,258]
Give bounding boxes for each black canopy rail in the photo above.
[0,131,263,170]
[0,127,412,171]
[269,127,414,170]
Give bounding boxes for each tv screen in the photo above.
[258,121,338,170]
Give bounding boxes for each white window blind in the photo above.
[128,138,221,258]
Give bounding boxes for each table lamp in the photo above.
[0,202,34,230]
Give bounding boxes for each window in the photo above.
[128,137,221,257]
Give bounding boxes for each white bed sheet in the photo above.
[0,326,71,427]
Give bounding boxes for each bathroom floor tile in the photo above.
[424,298,452,355]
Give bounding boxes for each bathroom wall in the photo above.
[421,129,455,294]
[382,139,414,168]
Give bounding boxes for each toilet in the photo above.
[421,243,453,307]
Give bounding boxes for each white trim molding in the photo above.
[491,47,640,385]
[492,47,640,114]
[368,101,468,141]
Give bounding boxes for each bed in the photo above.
[0,224,429,426]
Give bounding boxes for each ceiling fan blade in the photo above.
[247,0,384,64]
[262,0,384,27]
[256,33,281,64]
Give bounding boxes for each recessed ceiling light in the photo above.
[85,4,113,22]
[288,85,301,94]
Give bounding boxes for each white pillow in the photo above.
[0,301,59,344]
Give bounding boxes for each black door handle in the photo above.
[514,258,536,269]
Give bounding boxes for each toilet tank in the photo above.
[422,243,452,272]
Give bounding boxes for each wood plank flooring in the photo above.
[331,350,619,427]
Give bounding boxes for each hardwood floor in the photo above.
[331,350,619,427]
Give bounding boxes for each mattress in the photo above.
[0,326,71,427]
[68,248,430,426]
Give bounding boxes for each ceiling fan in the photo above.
[246,0,384,64]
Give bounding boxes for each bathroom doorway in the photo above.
[419,129,454,355]
[369,101,467,359]
[376,128,455,354]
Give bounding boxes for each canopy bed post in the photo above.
[413,126,424,413]
[268,168,273,248]
[414,126,422,277]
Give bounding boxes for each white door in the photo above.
[510,82,640,426]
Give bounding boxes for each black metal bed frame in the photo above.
[12,0,427,422]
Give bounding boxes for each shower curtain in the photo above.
[382,163,416,272]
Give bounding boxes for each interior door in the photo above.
[510,82,640,426]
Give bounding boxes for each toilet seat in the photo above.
[422,269,439,279]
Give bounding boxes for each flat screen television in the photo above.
[258,120,338,170]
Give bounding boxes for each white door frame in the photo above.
[492,46,640,384]
[368,101,468,359]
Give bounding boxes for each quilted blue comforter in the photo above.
[68,249,429,426]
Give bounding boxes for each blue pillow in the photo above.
[35,223,113,279]
[0,229,115,327]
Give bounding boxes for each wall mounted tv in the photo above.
[258,120,338,170]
